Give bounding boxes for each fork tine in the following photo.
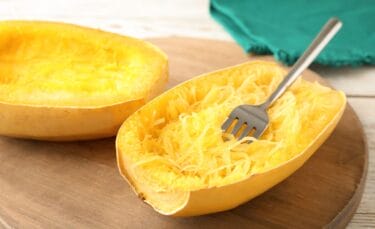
[253,127,265,138]
[230,120,244,136]
[238,125,254,140]
[221,117,234,132]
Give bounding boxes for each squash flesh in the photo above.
[0,21,167,140]
[0,21,166,107]
[116,61,346,214]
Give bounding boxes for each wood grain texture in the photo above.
[0,37,368,228]
[347,98,375,215]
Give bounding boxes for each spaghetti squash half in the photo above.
[0,21,167,140]
[116,61,346,216]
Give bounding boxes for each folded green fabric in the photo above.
[210,0,375,66]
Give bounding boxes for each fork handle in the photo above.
[261,17,342,109]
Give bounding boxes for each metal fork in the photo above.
[221,18,342,141]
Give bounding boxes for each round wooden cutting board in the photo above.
[0,37,368,229]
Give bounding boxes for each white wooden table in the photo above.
[0,0,373,228]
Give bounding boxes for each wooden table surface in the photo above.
[0,0,373,228]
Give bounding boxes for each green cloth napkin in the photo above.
[210,0,375,66]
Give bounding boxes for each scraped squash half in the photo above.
[0,21,167,140]
[116,61,346,216]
